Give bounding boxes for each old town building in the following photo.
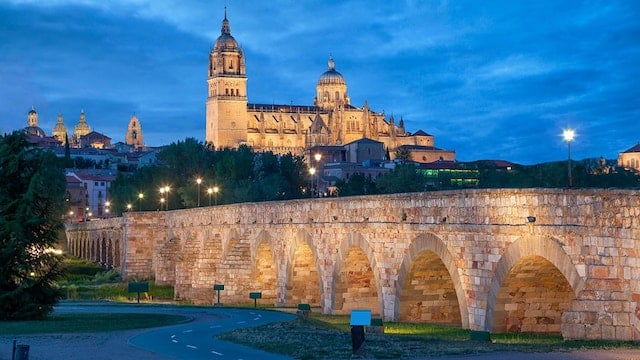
[205,11,455,160]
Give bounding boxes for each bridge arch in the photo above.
[284,229,323,307]
[332,233,382,316]
[486,235,586,333]
[396,233,469,327]
[251,230,278,304]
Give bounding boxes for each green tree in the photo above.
[0,131,66,320]
[335,173,378,196]
[376,164,427,193]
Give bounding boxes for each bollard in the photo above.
[15,344,29,360]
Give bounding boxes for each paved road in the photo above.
[129,307,294,359]
[54,303,295,360]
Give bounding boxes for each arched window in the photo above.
[335,91,340,100]
[225,88,229,95]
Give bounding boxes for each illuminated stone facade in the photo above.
[66,188,640,340]
[125,115,144,149]
[205,12,453,159]
[618,144,640,172]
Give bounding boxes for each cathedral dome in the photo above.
[213,13,239,51]
[25,126,46,137]
[317,56,346,85]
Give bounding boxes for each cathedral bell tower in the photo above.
[205,9,248,149]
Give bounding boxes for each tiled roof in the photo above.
[622,144,640,153]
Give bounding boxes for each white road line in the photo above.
[171,339,178,343]
[182,329,193,333]
[171,335,176,338]
[211,350,223,355]
[253,317,260,320]
[186,345,198,349]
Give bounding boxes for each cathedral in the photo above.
[206,10,454,161]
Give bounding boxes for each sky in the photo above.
[1,0,639,165]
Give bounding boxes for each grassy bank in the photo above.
[57,256,174,302]
[0,313,189,335]
[218,313,640,359]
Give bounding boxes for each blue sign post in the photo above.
[350,309,371,356]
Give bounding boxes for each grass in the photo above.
[0,313,189,335]
[57,255,174,302]
[217,313,640,359]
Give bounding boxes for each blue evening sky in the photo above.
[1,1,638,164]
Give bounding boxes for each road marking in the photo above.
[182,329,193,333]
[211,350,223,355]
[171,340,178,343]
[253,317,260,320]
[171,335,176,338]
[186,345,198,349]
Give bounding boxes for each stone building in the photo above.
[618,144,640,172]
[125,114,144,149]
[205,10,454,160]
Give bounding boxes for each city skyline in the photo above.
[1,1,638,164]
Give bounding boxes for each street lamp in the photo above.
[309,167,316,197]
[105,201,111,218]
[138,193,144,211]
[127,204,132,211]
[164,186,171,210]
[196,178,202,207]
[562,129,575,188]
[207,187,213,206]
[213,186,219,205]
[314,153,322,197]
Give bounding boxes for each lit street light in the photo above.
[213,186,219,205]
[105,201,111,218]
[127,204,132,211]
[159,185,171,210]
[309,167,316,197]
[138,193,144,211]
[314,153,322,197]
[563,129,575,188]
[196,178,202,207]
[207,187,213,206]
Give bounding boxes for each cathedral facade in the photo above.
[206,11,453,160]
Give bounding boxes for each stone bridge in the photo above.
[65,189,640,340]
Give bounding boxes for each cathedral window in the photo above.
[335,91,340,100]
[225,88,229,95]
[229,60,234,69]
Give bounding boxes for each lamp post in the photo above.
[105,201,111,218]
[213,186,219,205]
[164,186,171,210]
[207,187,213,206]
[562,129,575,188]
[196,178,202,207]
[127,204,132,212]
[138,193,144,211]
[159,186,170,210]
[309,167,316,197]
[314,153,322,197]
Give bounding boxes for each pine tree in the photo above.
[0,131,66,320]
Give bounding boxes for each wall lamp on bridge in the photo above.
[526,216,536,223]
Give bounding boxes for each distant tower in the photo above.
[72,110,91,148]
[205,8,248,149]
[314,56,350,110]
[125,114,144,149]
[52,113,68,145]
[24,106,46,137]
[73,110,91,138]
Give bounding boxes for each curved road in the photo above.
[55,303,295,360]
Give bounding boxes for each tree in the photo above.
[0,131,66,320]
[335,173,378,196]
[376,164,427,193]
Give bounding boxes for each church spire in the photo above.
[221,6,231,35]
